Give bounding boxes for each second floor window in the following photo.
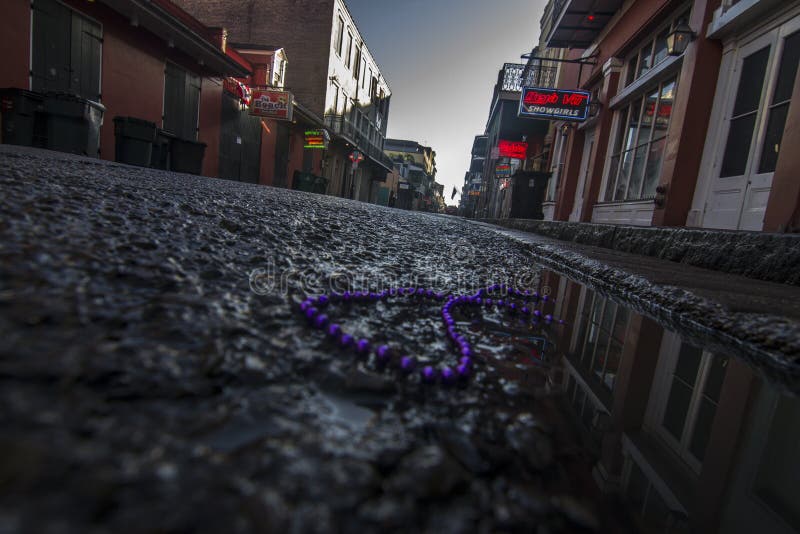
[345,32,353,68]
[334,15,344,56]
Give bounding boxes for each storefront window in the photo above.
[605,77,676,201]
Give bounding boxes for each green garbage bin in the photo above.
[150,128,175,170]
[312,175,329,194]
[42,92,105,157]
[292,171,316,192]
[170,137,206,175]
[0,88,45,147]
[113,116,157,167]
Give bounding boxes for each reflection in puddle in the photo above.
[539,270,800,534]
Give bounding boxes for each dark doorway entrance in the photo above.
[219,93,261,183]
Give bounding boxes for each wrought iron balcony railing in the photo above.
[500,63,559,92]
[324,114,394,171]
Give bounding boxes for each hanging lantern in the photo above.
[666,20,695,56]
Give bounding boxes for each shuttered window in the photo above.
[163,63,200,140]
[32,0,102,101]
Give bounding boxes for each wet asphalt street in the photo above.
[0,147,619,533]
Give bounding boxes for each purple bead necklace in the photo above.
[299,284,566,386]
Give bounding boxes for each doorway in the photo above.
[570,129,595,222]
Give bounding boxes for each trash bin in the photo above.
[0,88,45,147]
[113,116,156,167]
[292,171,316,192]
[41,92,105,157]
[510,171,550,219]
[312,175,329,194]
[150,128,175,170]
[170,137,206,175]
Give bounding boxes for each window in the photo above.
[625,11,690,87]
[345,31,353,69]
[649,333,729,470]
[163,63,201,140]
[31,0,102,101]
[334,15,344,56]
[353,46,362,80]
[371,77,378,101]
[605,77,677,201]
[758,30,799,174]
[571,288,630,391]
[366,67,372,91]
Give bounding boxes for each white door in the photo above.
[704,19,800,231]
[569,129,595,222]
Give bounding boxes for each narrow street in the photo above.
[0,147,625,533]
[2,146,798,533]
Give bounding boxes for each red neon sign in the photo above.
[497,140,528,160]
[519,87,592,121]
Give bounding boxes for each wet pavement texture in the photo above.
[0,147,625,534]
[1,146,798,533]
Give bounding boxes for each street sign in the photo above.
[250,89,294,121]
[349,150,365,163]
[519,87,591,121]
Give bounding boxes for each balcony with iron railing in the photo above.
[323,114,394,172]
[499,63,559,93]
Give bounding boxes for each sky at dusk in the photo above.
[344,0,549,203]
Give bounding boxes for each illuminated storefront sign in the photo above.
[223,78,252,105]
[304,129,330,149]
[250,89,294,120]
[519,87,591,121]
[497,140,528,160]
[495,163,512,176]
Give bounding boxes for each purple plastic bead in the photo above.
[485,298,492,306]
[521,306,530,314]
[305,307,318,321]
[497,299,504,307]
[317,295,329,306]
[441,367,455,384]
[300,300,312,312]
[400,356,416,372]
[545,314,553,323]
[342,291,351,301]
[357,339,370,354]
[459,356,472,367]
[421,366,437,383]
[475,297,482,305]
[340,334,354,347]
[533,309,541,317]
[559,319,566,325]
[509,303,517,313]
[376,345,390,358]
[457,363,471,378]
[314,314,329,329]
[461,347,472,357]
[328,323,342,338]
[542,294,549,302]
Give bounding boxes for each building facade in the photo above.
[541,0,799,231]
[385,139,442,212]
[0,0,250,175]
[174,0,394,200]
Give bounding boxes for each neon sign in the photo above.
[304,129,330,149]
[519,87,591,121]
[497,140,528,160]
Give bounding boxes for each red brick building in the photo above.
[0,0,251,175]
[172,0,395,200]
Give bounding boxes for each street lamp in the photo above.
[666,20,695,56]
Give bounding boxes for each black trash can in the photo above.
[150,128,175,170]
[42,92,105,157]
[312,175,329,194]
[0,88,45,147]
[113,116,156,167]
[510,171,550,219]
[292,171,316,192]
[170,137,206,175]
